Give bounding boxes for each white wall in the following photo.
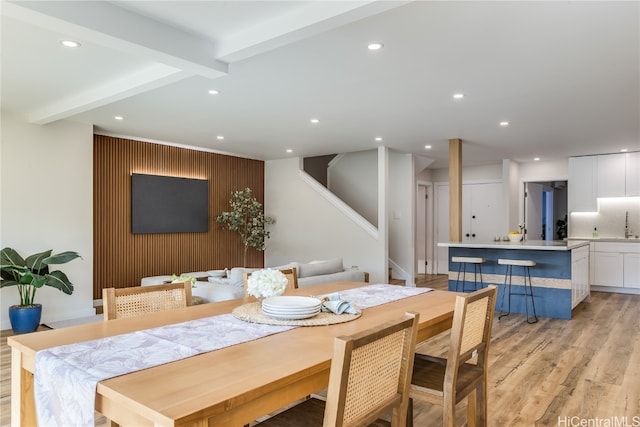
[518,159,568,182]
[430,163,503,183]
[264,157,386,283]
[328,150,378,226]
[388,151,415,284]
[503,159,521,233]
[1,113,95,328]
[571,197,640,238]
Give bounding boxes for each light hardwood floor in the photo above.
[1,275,638,426]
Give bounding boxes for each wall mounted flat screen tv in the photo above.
[131,173,209,234]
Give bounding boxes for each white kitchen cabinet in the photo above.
[597,153,626,198]
[626,152,640,196]
[591,242,640,290]
[593,251,623,287]
[571,245,590,308]
[568,156,597,212]
[623,253,640,288]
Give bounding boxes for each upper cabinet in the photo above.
[569,156,597,212]
[597,153,625,197]
[597,152,639,198]
[625,152,640,196]
[570,152,639,212]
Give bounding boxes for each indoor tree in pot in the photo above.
[216,188,275,267]
[1,247,81,334]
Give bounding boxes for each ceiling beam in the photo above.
[28,66,189,125]
[216,1,413,63]
[4,1,228,78]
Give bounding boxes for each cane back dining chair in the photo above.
[256,311,420,427]
[408,285,497,427]
[243,267,299,295]
[102,281,192,320]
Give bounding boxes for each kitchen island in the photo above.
[438,240,590,319]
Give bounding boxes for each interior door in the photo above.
[525,182,544,240]
[466,182,502,241]
[425,185,434,274]
[416,185,427,274]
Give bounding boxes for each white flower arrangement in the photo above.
[247,268,288,298]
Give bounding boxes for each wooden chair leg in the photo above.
[467,389,477,427]
[406,398,414,427]
[477,381,488,427]
[443,399,456,427]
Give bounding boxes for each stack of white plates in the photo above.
[262,296,322,320]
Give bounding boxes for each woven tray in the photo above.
[232,302,361,326]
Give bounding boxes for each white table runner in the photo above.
[34,284,431,426]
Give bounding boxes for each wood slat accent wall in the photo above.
[93,135,265,299]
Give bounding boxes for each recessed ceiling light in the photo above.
[367,42,383,50]
[453,93,464,99]
[425,145,432,149]
[310,118,319,124]
[60,40,81,48]
[375,137,383,142]
[620,148,628,152]
[216,135,224,140]
[208,89,220,95]
[114,116,123,120]
[286,149,293,153]
[534,157,541,161]
[499,121,510,127]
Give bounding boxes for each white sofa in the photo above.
[140,258,368,303]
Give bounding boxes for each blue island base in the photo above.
[447,281,572,320]
[447,246,576,320]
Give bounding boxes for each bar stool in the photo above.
[497,258,538,324]
[451,256,486,292]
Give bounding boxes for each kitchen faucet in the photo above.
[625,211,633,239]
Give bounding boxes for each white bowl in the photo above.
[508,234,522,242]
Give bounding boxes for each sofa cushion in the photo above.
[191,282,245,302]
[297,270,365,288]
[140,276,172,286]
[181,271,209,280]
[297,258,343,278]
[270,262,299,271]
[227,267,259,286]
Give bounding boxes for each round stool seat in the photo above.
[452,257,486,264]
[451,257,486,293]
[498,259,536,267]
[498,258,538,323]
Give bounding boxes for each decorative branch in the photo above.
[216,188,275,267]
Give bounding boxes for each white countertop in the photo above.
[568,237,640,243]
[437,240,590,251]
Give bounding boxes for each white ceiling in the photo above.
[2,1,639,168]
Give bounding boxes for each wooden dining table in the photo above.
[9,281,458,427]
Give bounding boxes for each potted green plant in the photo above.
[216,188,275,267]
[556,215,568,240]
[1,247,81,334]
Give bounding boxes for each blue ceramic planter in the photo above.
[9,304,42,334]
